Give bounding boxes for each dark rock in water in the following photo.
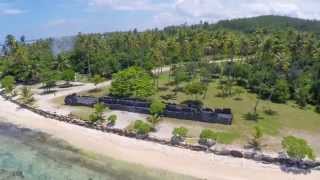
[230,150,243,158]
[0,169,24,179]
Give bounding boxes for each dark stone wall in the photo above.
[65,94,233,125]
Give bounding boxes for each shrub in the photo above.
[172,127,188,138]
[184,81,207,99]
[316,105,320,114]
[20,86,34,104]
[282,136,316,160]
[107,115,117,126]
[91,74,105,87]
[89,103,106,123]
[110,67,155,99]
[133,120,152,135]
[147,115,161,126]
[272,79,290,103]
[62,69,75,84]
[89,113,99,122]
[200,129,216,140]
[248,126,264,150]
[1,75,15,93]
[150,99,165,117]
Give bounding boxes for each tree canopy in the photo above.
[110,67,155,99]
[0,15,320,110]
[282,136,316,160]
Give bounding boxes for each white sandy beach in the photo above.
[0,96,319,180]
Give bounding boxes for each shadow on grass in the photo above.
[158,86,169,91]
[88,88,103,93]
[161,93,176,101]
[233,97,243,101]
[263,108,278,116]
[242,112,263,121]
[165,81,176,86]
[181,100,203,108]
[58,83,83,89]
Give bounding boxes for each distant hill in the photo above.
[214,15,320,33]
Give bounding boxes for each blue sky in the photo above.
[1,0,320,42]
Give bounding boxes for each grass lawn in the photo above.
[71,72,320,153]
[154,73,320,148]
[79,87,110,97]
[69,107,95,121]
[51,95,95,121]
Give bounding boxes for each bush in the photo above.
[172,127,188,138]
[200,129,216,140]
[110,67,155,99]
[272,79,290,103]
[248,126,264,150]
[91,74,105,87]
[107,115,117,126]
[282,136,316,160]
[150,99,165,117]
[316,105,320,114]
[184,81,207,99]
[20,86,34,104]
[244,112,260,121]
[89,103,106,123]
[62,69,75,84]
[147,115,161,126]
[1,75,15,93]
[133,120,152,135]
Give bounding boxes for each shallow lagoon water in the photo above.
[0,121,198,180]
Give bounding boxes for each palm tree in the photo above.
[20,86,34,104]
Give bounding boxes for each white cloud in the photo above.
[46,19,68,27]
[0,3,26,16]
[2,8,25,15]
[88,0,171,11]
[86,0,320,29]
[153,0,320,28]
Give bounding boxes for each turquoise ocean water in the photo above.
[0,121,198,180]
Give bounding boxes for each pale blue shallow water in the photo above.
[0,121,198,180]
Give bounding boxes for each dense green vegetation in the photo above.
[1,15,320,153]
[110,67,155,99]
[1,16,320,111]
[133,120,152,135]
[215,15,320,34]
[282,136,315,160]
[89,103,107,123]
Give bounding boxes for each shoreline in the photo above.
[0,96,319,179]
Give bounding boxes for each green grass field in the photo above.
[73,72,320,152]
[154,73,320,148]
